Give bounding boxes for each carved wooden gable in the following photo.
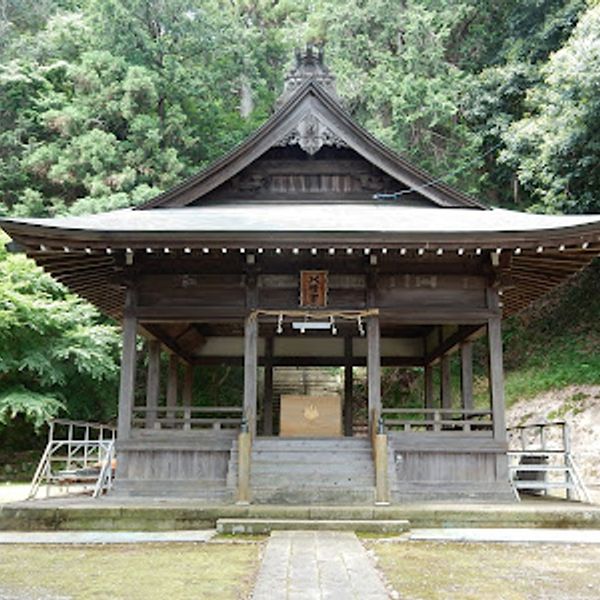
[139,52,484,210]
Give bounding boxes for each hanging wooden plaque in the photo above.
[300,270,328,307]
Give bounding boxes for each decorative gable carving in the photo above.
[276,114,347,156]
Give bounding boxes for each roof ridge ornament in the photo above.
[276,44,340,109]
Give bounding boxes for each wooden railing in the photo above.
[382,408,493,434]
[131,406,243,430]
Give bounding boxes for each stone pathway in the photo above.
[252,530,390,600]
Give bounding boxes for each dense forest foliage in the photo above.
[1,0,599,433]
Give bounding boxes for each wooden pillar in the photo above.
[145,339,161,429]
[344,336,354,437]
[488,316,507,441]
[117,289,137,440]
[374,433,389,504]
[182,363,194,431]
[367,315,381,428]
[440,354,452,410]
[424,364,434,409]
[262,336,274,436]
[166,353,179,425]
[244,313,258,436]
[237,430,251,503]
[460,341,474,411]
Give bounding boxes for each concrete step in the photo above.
[216,518,410,534]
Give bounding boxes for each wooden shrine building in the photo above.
[2,48,600,504]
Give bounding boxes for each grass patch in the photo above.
[371,540,600,600]
[0,543,260,600]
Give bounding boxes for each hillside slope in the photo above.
[501,259,600,405]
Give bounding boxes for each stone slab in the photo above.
[409,527,600,544]
[217,518,409,534]
[0,529,215,544]
[252,530,390,600]
[3,497,600,531]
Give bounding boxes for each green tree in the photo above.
[500,4,600,213]
[0,234,120,428]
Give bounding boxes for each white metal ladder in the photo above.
[507,421,591,503]
[29,419,117,499]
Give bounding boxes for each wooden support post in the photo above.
[440,354,452,410]
[460,341,474,411]
[183,363,193,431]
[374,433,390,504]
[262,336,274,436]
[487,307,509,482]
[424,364,434,409]
[145,340,161,429]
[344,336,354,437]
[166,353,179,425]
[243,314,258,437]
[488,316,507,441]
[237,430,251,504]
[367,315,381,430]
[117,289,137,440]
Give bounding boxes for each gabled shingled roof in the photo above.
[137,79,486,210]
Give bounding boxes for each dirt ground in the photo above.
[371,540,600,600]
[0,542,260,600]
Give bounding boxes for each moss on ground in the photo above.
[371,540,600,600]
[0,543,260,600]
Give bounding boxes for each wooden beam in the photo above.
[145,339,161,429]
[344,336,353,437]
[190,355,425,367]
[117,289,137,440]
[243,314,258,436]
[426,324,482,364]
[262,336,274,436]
[460,341,474,411]
[141,324,195,364]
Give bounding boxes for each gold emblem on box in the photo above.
[303,404,320,421]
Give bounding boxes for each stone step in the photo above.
[253,455,372,464]
[251,461,375,476]
[216,518,409,534]
[251,439,371,450]
[251,478,375,490]
[250,486,376,505]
